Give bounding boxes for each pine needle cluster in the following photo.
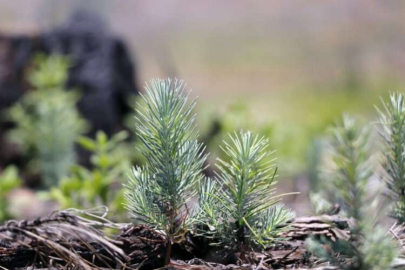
[196,131,294,252]
[377,92,405,223]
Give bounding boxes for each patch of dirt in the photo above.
[117,225,166,268]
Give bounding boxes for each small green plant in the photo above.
[307,115,398,270]
[377,92,405,223]
[0,166,21,222]
[46,131,130,217]
[7,54,86,187]
[124,79,207,265]
[197,131,294,255]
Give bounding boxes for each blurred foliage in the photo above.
[199,103,280,172]
[199,87,390,177]
[0,166,22,222]
[311,115,374,219]
[307,114,398,270]
[6,54,87,187]
[123,94,149,165]
[43,131,131,219]
[28,53,70,89]
[306,138,325,193]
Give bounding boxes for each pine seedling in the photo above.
[197,131,294,254]
[307,115,398,270]
[124,79,207,265]
[377,92,405,223]
[326,115,371,224]
[7,54,86,187]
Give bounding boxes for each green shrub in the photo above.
[45,131,130,218]
[0,166,21,222]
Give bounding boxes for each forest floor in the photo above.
[0,210,349,269]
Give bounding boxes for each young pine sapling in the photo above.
[124,79,207,265]
[197,131,294,256]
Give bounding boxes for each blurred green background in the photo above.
[1,0,405,218]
